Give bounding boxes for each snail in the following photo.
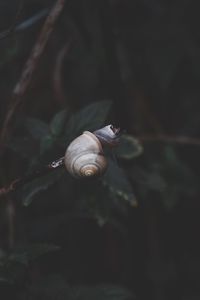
[64,125,120,178]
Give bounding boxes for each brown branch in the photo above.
[0,157,64,198]
[138,134,200,146]
[0,0,66,151]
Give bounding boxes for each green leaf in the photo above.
[7,137,36,159]
[22,169,64,206]
[102,159,137,207]
[68,285,135,300]
[116,134,143,160]
[8,243,60,266]
[0,244,60,286]
[131,166,167,192]
[0,276,13,284]
[25,278,135,300]
[0,39,19,68]
[132,146,198,210]
[25,117,49,140]
[0,249,6,261]
[39,134,55,155]
[50,109,68,136]
[65,100,112,139]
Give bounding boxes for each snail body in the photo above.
[64,125,120,178]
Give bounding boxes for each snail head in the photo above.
[93,124,121,147]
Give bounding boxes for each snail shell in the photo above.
[64,131,108,178]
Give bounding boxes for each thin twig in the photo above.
[138,134,200,146]
[0,157,65,198]
[0,0,66,151]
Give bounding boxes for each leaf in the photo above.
[131,166,167,192]
[65,100,112,139]
[102,159,137,207]
[7,137,38,159]
[39,134,55,155]
[22,169,64,206]
[0,39,19,68]
[25,274,69,298]
[25,278,135,300]
[0,249,6,261]
[68,285,135,300]
[116,134,143,160]
[0,244,60,286]
[8,243,60,266]
[0,270,14,285]
[25,117,49,140]
[50,110,68,137]
[132,146,198,210]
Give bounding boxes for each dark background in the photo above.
[0,1,200,299]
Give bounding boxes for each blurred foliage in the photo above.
[0,243,60,284]
[0,0,200,300]
[22,275,135,300]
[10,100,140,218]
[132,145,198,210]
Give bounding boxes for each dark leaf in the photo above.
[8,243,60,266]
[0,245,60,286]
[25,277,135,300]
[131,166,167,192]
[0,39,19,68]
[7,136,37,159]
[22,169,64,206]
[50,110,68,137]
[25,117,49,140]
[65,100,112,139]
[39,134,55,155]
[68,285,135,300]
[116,134,143,160]
[102,159,137,207]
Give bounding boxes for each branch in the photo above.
[0,157,64,198]
[0,0,66,152]
[138,134,200,146]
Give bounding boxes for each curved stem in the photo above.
[138,134,200,146]
[0,157,65,198]
[0,0,66,153]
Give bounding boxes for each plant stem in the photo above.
[0,157,65,198]
[138,134,200,146]
[0,0,66,152]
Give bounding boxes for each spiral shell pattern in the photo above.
[64,131,108,178]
